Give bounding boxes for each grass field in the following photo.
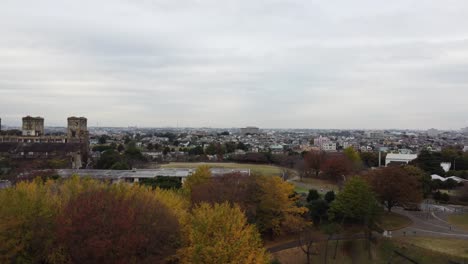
[290,177,340,194]
[393,237,468,259]
[161,162,283,176]
[448,214,468,231]
[377,212,412,231]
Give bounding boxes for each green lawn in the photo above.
[290,177,340,193]
[294,186,309,194]
[393,237,468,259]
[377,212,413,231]
[161,162,283,176]
[448,214,468,231]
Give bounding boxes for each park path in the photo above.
[268,203,468,253]
[391,205,468,240]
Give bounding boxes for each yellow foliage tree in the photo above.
[183,165,212,193]
[180,202,270,264]
[0,179,60,263]
[254,175,308,237]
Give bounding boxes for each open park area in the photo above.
[161,162,284,176]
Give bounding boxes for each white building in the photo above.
[314,136,330,147]
[321,142,337,152]
[385,153,418,166]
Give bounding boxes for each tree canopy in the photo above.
[365,166,423,212]
[180,202,269,264]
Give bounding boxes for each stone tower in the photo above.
[67,117,88,142]
[22,116,44,136]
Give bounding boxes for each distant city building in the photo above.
[313,135,330,147]
[398,149,413,154]
[427,128,440,137]
[313,136,336,151]
[385,153,418,166]
[321,142,337,152]
[270,144,284,154]
[365,131,384,139]
[240,127,260,135]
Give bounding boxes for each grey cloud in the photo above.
[1,0,468,129]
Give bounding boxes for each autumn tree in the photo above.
[183,165,212,193]
[180,202,270,264]
[0,179,59,263]
[190,173,257,218]
[321,155,353,182]
[303,151,327,177]
[403,165,431,198]
[365,166,423,212]
[56,189,180,264]
[343,147,362,167]
[190,174,307,238]
[254,175,308,237]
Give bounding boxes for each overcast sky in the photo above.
[1,0,467,129]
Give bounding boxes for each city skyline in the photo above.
[1,0,468,129]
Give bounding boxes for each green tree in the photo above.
[308,199,328,225]
[98,135,107,144]
[307,189,320,202]
[188,146,205,156]
[147,143,154,151]
[117,144,125,153]
[329,177,381,225]
[96,149,125,169]
[140,177,182,190]
[329,177,382,259]
[411,150,445,175]
[324,191,335,203]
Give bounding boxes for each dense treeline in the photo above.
[1,166,315,263]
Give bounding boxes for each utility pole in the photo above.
[378,151,382,167]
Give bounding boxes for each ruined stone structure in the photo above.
[22,116,44,136]
[0,116,89,169]
[67,117,88,142]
